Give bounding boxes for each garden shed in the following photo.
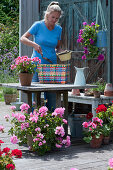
[19,0,112,84]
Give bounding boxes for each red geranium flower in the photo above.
[96,104,107,113]
[2,147,10,154]
[0,140,4,144]
[6,164,15,170]
[0,150,3,156]
[86,112,93,119]
[12,149,22,158]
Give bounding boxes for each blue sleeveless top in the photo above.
[28,20,62,64]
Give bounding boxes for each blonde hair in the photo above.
[44,1,63,20]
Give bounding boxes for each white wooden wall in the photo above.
[19,0,40,102]
[19,0,40,57]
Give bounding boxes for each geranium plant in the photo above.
[77,22,104,60]
[11,56,41,74]
[82,117,103,143]
[96,103,113,126]
[0,126,22,170]
[0,140,22,170]
[108,157,113,170]
[5,103,71,156]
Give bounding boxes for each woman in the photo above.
[20,1,63,110]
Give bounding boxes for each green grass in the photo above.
[0,87,4,102]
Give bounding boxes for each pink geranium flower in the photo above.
[10,135,18,144]
[82,122,89,128]
[0,125,4,132]
[52,107,65,118]
[4,114,10,121]
[109,158,113,168]
[20,103,30,112]
[10,106,16,110]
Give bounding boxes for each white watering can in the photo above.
[74,67,89,86]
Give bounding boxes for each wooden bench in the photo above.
[68,93,113,117]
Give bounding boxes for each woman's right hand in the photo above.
[33,44,42,56]
[20,32,43,56]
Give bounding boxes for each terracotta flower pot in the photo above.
[19,73,33,86]
[4,94,17,105]
[104,83,113,96]
[93,91,100,98]
[27,134,33,151]
[103,136,110,145]
[90,134,103,148]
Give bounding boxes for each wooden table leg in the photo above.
[56,91,61,108]
[92,100,99,118]
[23,91,32,113]
[35,92,41,107]
[62,91,68,136]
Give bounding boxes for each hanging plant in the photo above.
[77,22,104,60]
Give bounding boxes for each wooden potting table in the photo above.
[1,83,97,134]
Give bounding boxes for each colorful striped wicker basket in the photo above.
[37,64,70,84]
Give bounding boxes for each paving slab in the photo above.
[0,102,112,170]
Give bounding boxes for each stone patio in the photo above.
[0,102,112,170]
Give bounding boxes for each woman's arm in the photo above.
[56,40,63,53]
[20,32,42,55]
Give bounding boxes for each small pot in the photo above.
[104,83,113,96]
[93,91,100,98]
[71,89,80,96]
[103,136,110,145]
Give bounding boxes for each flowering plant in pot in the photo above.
[11,56,41,86]
[96,104,113,126]
[0,126,22,170]
[102,124,111,145]
[108,157,113,170]
[11,56,41,74]
[3,87,17,105]
[5,103,71,155]
[0,140,22,170]
[96,103,113,144]
[77,22,104,60]
[82,117,103,148]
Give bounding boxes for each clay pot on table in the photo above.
[104,83,113,96]
[93,90,100,98]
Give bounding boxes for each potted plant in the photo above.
[5,103,71,155]
[82,117,103,148]
[89,78,106,97]
[77,22,104,60]
[93,88,101,98]
[0,126,22,170]
[96,104,113,125]
[108,157,113,170]
[11,56,41,86]
[96,103,113,144]
[102,124,111,145]
[3,87,17,105]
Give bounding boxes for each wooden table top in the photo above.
[0,82,98,92]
